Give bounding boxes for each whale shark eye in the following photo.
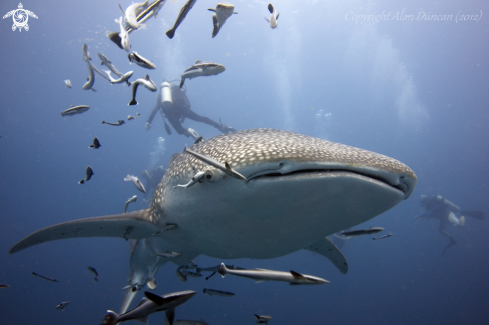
[204,170,214,183]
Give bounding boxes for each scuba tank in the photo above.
[160,81,173,105]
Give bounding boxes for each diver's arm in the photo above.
[146,94,162,130]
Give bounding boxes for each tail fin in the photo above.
[179,77,185,88]
[100,310,119,325]
[218,263,227,277]
[128,99,138,106]
[107,32,123,50]
[268,3,274,14]
[166,29,175,39]
[211,14,219,38]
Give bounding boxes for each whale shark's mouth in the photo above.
[246,168,413,199]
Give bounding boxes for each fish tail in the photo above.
[179,77,185,88]
[128,99,138,106]
[218,263,227,278]
[100,310,119,325]
[166,29,175,39]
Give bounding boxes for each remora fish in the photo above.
[89,137,101,149]
[107,0,166,48]
[56,301,69,310]
[129,75,157,106]
[64,79,72,88]
[180,60,225,88]
[254,314,272,324]
[115,16,131,51]
[124,175,146,193]
[102,120,125,126]
[265,3,279,29]
[31,272,58,282]
[166,0,197,39]
[81,44,96,91]
[87,266,99,282]
[341,227,384,237]
[97,53,130,85]
[106,70,134,84]
[218,263,329,285]
[373,233,394,240]
[100,290,196,325]
[128,52,156,69]
[203,288,235,297]
[119,0,149,30]
[125,195,138,213]
[208,3,237,38]
[9,128,417,312]
[60,105,90,117]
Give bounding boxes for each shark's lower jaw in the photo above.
[163,170,406,260]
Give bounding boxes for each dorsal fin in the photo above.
[136,297,148,307]
[195,60,202,64]
[145,74,150,81]
[208,8,216,12]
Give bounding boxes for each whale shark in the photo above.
[9,128,416,312]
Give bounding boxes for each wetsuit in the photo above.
[147,83,229,137]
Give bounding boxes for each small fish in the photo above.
[124,195,137,213]
[218,263,329,285]
[87,266,99,282]
[180,60,225,88]
[128,75,157,106]
[176,266,187,282]
[341,227,384,237]
[152,223,177,236]
[31,272,59,282]
[60,105,90,117]
[115,16,131,51]
[102,120,125,126]
[100,290,196,325]
[119,0,149,30]
[106,70,134,84]
[265,3,279,29]
[64,79,72,88]
[254,314,272,324]
[128,115,135,120]
[85,166,94,181]
[98,53,130,85]
[82,44,96,90]
[0,284,10,288]
[157,251,181,258]
[56,301,69,310]
[124,175,146,193]
[166,0,197,39]
[184,147,246,180]
[208,3,238,38]
[373,233,394,240]
[128,52,156,69]
[203,288,235,297]
[89,137,101,149]
[173,171,205,189]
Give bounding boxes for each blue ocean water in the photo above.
[0,0,488,324]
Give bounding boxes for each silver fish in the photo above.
[87,266,99,282]
[128,75,157,106]
[203,288,235,297]
[106,70,134,84]
[63,79,72,88]
[254,314,272,324]
[265,3,279,29]
[81,44,96,91]
[124,175,146,193]
[102,120,125,126]
[173,171,205,189]
[55,301,69,311]
[31,272,58,283]
[120,0,149,30]
[208,3,237,38]
[128,52,156,69]
[341,227,384,237]
[180,60,225,88]
[166,0,197,39]
[97,53,130,85]
[373,233,394,240]
[218,263,329,285]
[115,16,131,51]
[60,105,89,117]
[100,290,196,325]
[125,195,138,213]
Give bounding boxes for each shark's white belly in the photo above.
[160,171,404,259]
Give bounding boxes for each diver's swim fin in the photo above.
[442,238,457,257]
[9,209,160,254]
[461,210,484,220]
[304,237,348,274]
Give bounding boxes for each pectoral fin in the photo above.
[9,209,160,254]
[304,237,348,274]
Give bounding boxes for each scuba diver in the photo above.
[145,80,236,140]
[141,165,166,196]
[415,195,484,256]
